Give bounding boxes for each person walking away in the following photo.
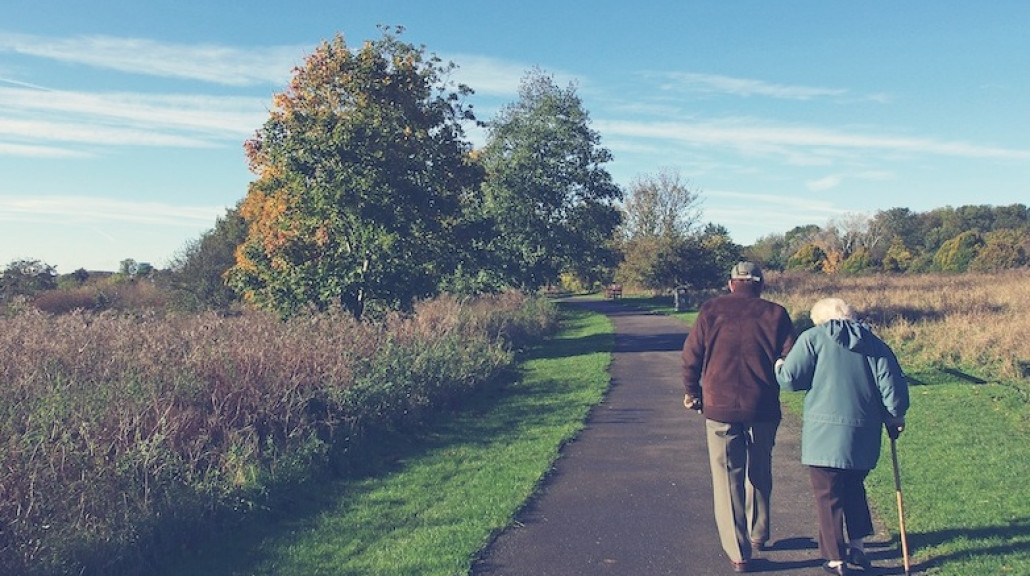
[681,261,797,573]
[775,297,909,576]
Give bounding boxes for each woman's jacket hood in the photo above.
[825,319,872,353]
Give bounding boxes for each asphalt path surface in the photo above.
[472,298,905,576]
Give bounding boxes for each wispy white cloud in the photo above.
[0,195,224,227]
[853,170,894,181]
[804,170,896,192]
[807,175,842,191]
[0,117,218,148]
[0,32,305,86]
[0,33,554,97]
[0,76,53,90]
[1,87,266,136]
[444,53,529,97]
[865,92,892,104]
[659,72,847,100]
[0,86,268,155]
[0,141,90,158]
[705,189,851,242]
[597,118,1030,161]
[0,40,534,157]
[708,189,842,212]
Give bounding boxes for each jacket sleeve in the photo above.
[776,331,816,392]
[681,314,706,399]
[777,308,798,360]
[874,342,910,419]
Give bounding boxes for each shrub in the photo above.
[969,229,1029,271]
[32,286,101,313]
[840,246,873,274]
[30,280,170,315]
[933,230,984,272]
[786,243,827,272]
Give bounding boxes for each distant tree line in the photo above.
[746,204,1030,274]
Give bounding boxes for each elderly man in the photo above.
[681,261,797,573]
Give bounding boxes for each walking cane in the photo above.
[890,437,912,576]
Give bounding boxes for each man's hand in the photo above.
[683,394,702,413]
[885,417,905,439]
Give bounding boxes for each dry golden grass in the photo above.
[765,270,1030,382]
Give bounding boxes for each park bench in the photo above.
[605,284,623,299]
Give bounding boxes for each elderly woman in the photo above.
[775,298,909,576]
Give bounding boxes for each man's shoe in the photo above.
[822,560,850,575]
[750,539,768,552]
[847,547,873,570]
[731,560,750,573]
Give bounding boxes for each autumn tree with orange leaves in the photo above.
[228,27,483,319]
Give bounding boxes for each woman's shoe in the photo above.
[847,547,873,570]
[731,559,750,573]
[822,560,850,575]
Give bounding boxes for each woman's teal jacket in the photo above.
[776,319,909,470]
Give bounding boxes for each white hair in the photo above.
[810,297,856,325]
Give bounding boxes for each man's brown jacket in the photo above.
[681,291,796,423]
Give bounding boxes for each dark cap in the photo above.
[730,261,762,281]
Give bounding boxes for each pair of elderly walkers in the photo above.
[681,261,909,575]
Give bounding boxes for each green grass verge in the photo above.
[159,304,613,576]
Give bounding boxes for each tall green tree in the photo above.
[787,243,828,272]
[0,258,57,301]
[228,28,483,319]
[619,168,702,240]
[744,233,788,271]
[934,230,984,272]
[165,206,247,311]
[616,234,685,291]
[991,204,1030,230]
[881,237,915,272]
[616,224,740,292]
[479,69,622,291]
[868,207,919,262]
[616,170,734,291]
[969,229,1029,271]
[691,223,743,288]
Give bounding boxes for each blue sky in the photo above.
[2,1,1028,272]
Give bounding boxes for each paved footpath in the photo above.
[472,299,904,576]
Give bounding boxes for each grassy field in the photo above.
[159,305,614,576]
